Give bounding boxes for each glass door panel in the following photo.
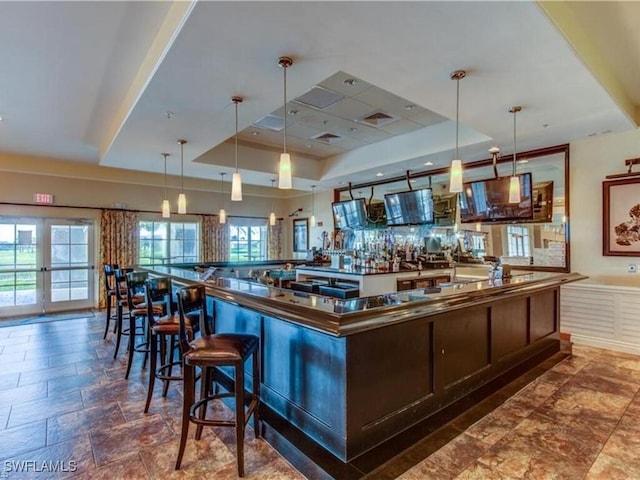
[45,222,94,311]
[0,222,40,315]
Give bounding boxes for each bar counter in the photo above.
[147,265,586,465]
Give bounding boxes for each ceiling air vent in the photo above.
[253,114,284,132]
[311,132,343,144]
[294,86,344,110]
[358,111,399,127]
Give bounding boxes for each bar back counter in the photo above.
[146,265,585,466]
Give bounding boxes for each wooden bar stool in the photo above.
[112,267,135,359]
[175,284,260,477]
[124,271,163,379]
[102,263,119,339]
[143,276,182,413]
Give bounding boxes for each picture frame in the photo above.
[603,177,640,256]
[293,218,309,253]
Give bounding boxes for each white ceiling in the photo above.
[0,1,638,195]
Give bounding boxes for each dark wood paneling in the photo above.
[262,315,347,438]
[434,307,490,390]
[530,288,558,342]
[347,320,432,428]
[491,297,529,362]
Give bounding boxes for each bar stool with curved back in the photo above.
[113,267,135,359]
[102,263,119,339]
[124,271,163,380]
[143,276,182,413]
[175,284,260,477]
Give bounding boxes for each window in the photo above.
[507,225,530,257]
[229,221,267,262]
[139,221,199,265]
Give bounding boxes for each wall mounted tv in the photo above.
[332,198,369,229]
[383,188,435,226]
[459,172,534,224]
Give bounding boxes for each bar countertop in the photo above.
[148,266,587,337]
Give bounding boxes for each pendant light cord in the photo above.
[163,153,168,198]
[180,141,184,193]
[283,63,287,154]
[512,109,517,176]
[455,76,460,160]
[510,106,521,176]
[234,101,239,173]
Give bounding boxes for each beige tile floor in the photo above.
[1,313,639,479]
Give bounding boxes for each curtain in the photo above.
[268,220,283,260]
[202,214,230,262]
[98,209,139,308]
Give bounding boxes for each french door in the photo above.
[0,217,95,318]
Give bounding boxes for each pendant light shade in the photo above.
[449,70,466,193]
[269,179,277,226]
[161,152,171,218]
[219,172,226,224]
[310,185,316,226]
[278,57,293,189]
[177,139,187,214]
[230,96,243,201]
[508,106,522,204]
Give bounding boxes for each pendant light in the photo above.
[310,185,316,226]
[161,152,171,218]
[218,172,227,224]
[278,56,293,189]
[177,139,187,214]
[230,96,243,201]
[508,106,522,204]
[449,70,466,193]
[269,179,277,226]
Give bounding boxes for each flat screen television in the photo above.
[459,172,534,223]
[332,198,368,229]
[383,188,435,226]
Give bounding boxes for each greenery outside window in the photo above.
[139,221,199,265]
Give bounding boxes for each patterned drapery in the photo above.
[202,215,230,262]
[268,220,283,260]
[98,209,139,307]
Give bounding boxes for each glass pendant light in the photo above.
[161,152,171,218]
[177,139,187,214]
[230,96,243,201]
[269,179,276,226]
[508,106,522,204]
[310,185,316,226]
[218,172,227,224]
[449,70,466,193]
[278,56,293,189]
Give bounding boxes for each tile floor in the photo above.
[0,312,639,479]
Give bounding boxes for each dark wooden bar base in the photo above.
[258,347,569,480]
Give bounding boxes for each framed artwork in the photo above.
[603,177,640,256]
[293,218,309,253]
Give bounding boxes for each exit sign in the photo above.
[34,193,54,204]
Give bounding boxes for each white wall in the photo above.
[570,127,640,284]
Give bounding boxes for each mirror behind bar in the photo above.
[334,144,570,273]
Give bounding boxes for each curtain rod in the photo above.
[0,201,280,221]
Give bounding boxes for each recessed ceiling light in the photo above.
[405,105,415,110]
[343,78,357,86]
[424,161,434,166]
[376,172,384,177]
[349,127,357,133]
[542,123,549,128]
[251,131,260,136]
[288,110,298,115]
[165,111,174,119]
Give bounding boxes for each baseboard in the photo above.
[570,334,640,356]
